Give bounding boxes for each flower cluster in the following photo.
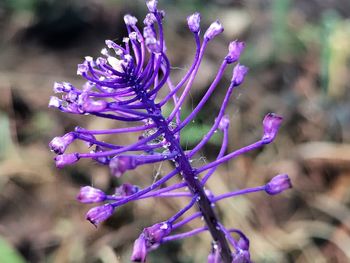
[49,0,291,262]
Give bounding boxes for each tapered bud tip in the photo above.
[109,156,137,177]
[124,14,138,26]
[86,203,114,227]
[131,235,147,262]
[227,41,245,63]
[144,222,171,244]
[54,153,79,168]
[265,174,292,195]
[262,113,283,144]
[49,133,75,154]
[77,62,88,75]
[146,0,158,12]
[77,186,107,203]
[204,20,224,41]
[218,115,230,131]
[187,12,201,33]
[48,96,61,108]
[232,64,248,86]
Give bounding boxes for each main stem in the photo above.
[136,88,233,262]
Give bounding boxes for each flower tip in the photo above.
[48,96,61,108]
[144,222,171,244]
[49,133,75,154]
[54,153,79,168]
[204,20,224,41]
[77,186,106,203]
[85,204,114,227]
[262,113,283,144]
[131,235,148,262]
[226,41,245,63]
[124,14,138,26]
[231,64,248,86]
[187,12,201,33]
[146,0,158,12]
[265,174,292,195]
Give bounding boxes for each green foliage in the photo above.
[0,236,25,263]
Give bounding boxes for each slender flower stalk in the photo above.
[49,1,291,262]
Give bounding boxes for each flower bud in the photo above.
[204,20,224,41]
[77,186,107,203]
[48,96,62,108]
[262,113,283,144]
[109,156,137,177]
[187,12,201,33]
[265,174,292,195]
[54,153,79,168]
[144,222,171,245]
[77,62,89,75]
[231,64,248,86]
[146,0,158,12]
[49,133,75,154]
[143,13,156,26]
[226,41,245,64]
[124,14,138,26]
[86,203,114,227]
[131,235,148,262]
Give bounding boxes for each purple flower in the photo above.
[54,153,79,168]
[49,133,75,154]
[143,222,171,245]
[131,235,148,262]
[232,64,249,86]
[49,1,291,261]
[262,113,283,144]
[227,41,245,64]
[77,186,107,203]
[265,174,292,195]
[204,20,224,40]
[85,203,114,227]
[187,12,201,33]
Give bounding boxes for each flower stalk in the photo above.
[49,0,292,262]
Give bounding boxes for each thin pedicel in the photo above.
[49,0,292,262]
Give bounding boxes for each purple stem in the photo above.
[167,39,209,121]
[110,169,178,207]
[188,80,236,158]
[168,195,198,224]
[195,140,264,174]
[213,186,265,202]
[162,226,208,243]
[75,124,155,135]
[201,126,229,184]
[78,130,162,158]
[172,212,201,230]
[174,60,229,132]
[159,33,201,106]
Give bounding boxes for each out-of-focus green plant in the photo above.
[0,236,26,263]
[321,12,350,98]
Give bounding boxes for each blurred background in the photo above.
[0,0,350,262]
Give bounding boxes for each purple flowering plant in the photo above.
[49,0,291,262]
